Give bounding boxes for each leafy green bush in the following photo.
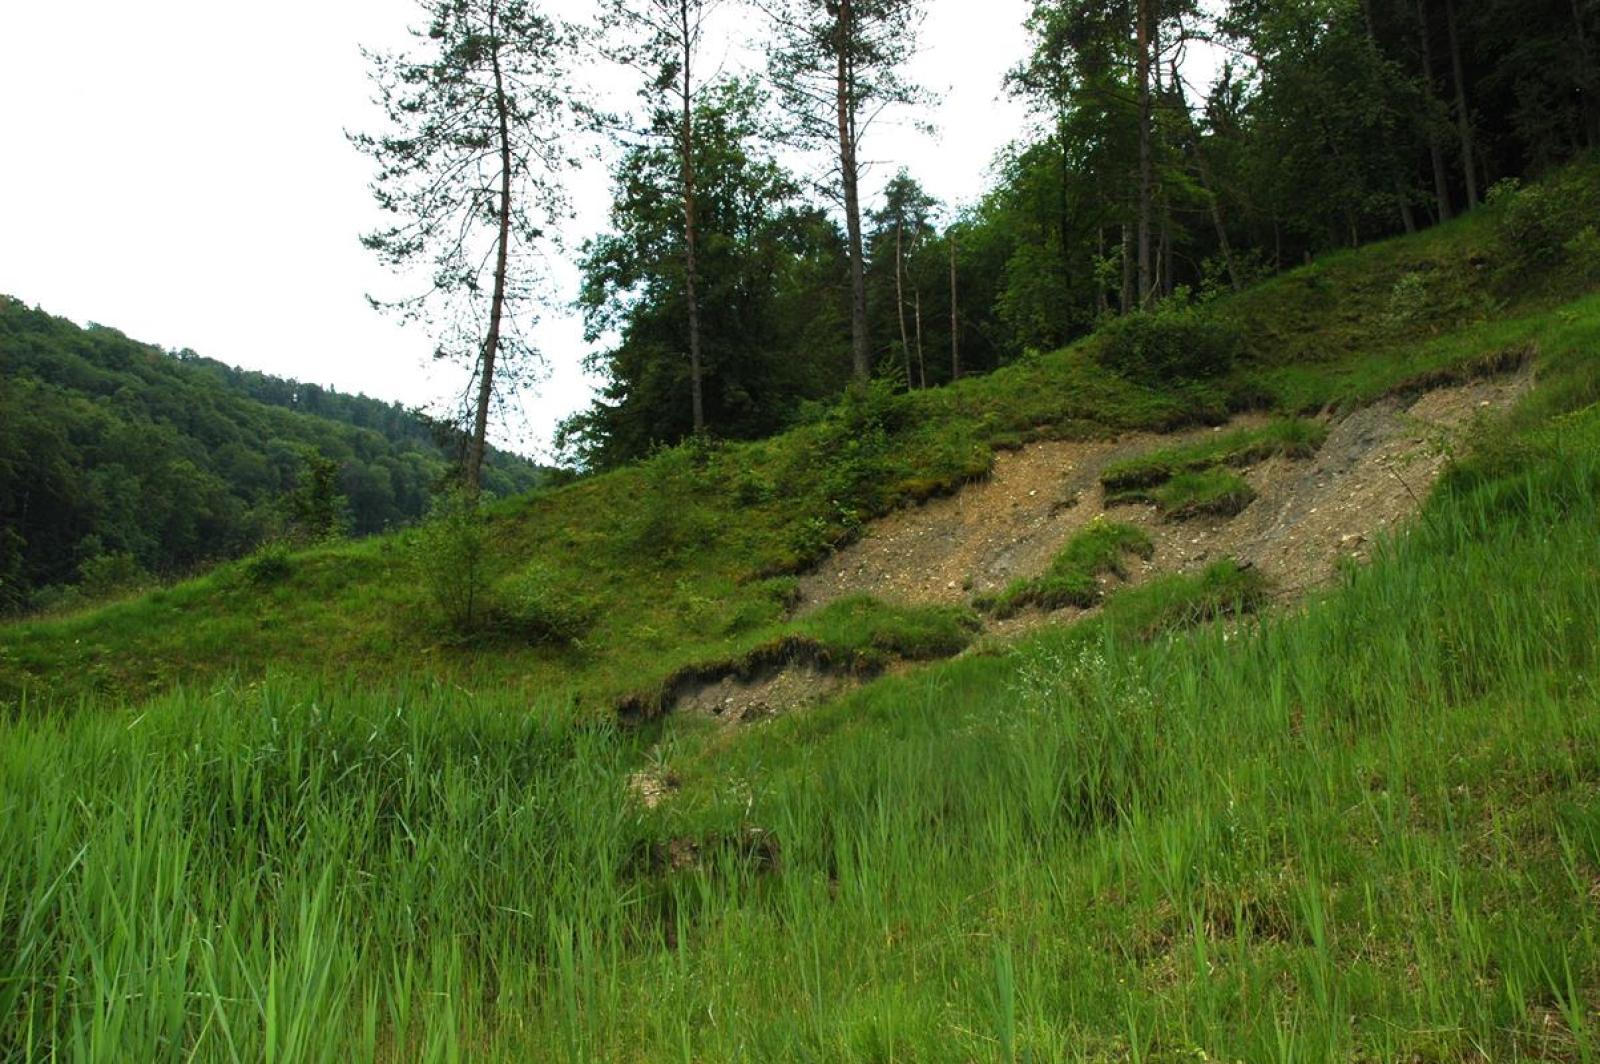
[77,551,149,599]
[411,488,491,634]
[1097,299,1242,384]
[1489,170,1600,281]
[242,542,293,586]
[497,564,594,646]
[627,443,720,564]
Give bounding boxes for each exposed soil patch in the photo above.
[630,368,1528,737]
[799,372,1529,623]
[796,416,1272,622]
[675,662,851,726]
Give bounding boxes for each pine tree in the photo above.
[765,0,929,382]
[352,0,579,490]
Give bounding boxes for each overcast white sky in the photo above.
[0,0,1033,459]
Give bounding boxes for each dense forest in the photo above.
[0,297,548,613]
[554,0,1599,468]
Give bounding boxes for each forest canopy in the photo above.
[0,297,547,614]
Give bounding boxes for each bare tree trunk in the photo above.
[913,287,926,390]
[1444,0,1479,209]
[1120,223,1134,314]
[1417,0,1454,222]
[1136,0,1154,308]
[471,9,512,493]
[835,0,870,382]
[895,220,912,386]
[1096,226,1110,312]
[1396,177,1418,233]
[680,0,706,432]
[949,234,960,382]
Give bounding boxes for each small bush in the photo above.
[1098,300,1242,385]
[1384,272,1432,327]
[242,542,293,586]
[497,565,594,646]
[1489,171,1600,282]
[77,551,148,599]
[627,443,720,564]
[411,488,491,634]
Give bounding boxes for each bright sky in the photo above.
[0,0,1032,459]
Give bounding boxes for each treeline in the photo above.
[557,0,1597,469]
[0,297,547,614]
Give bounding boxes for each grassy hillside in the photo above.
[0,298,548,611]
[2,164,1595,711]
[1,166,1599,1059]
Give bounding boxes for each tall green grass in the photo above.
[5,303,1600,1058]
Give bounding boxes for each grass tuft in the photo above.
[1148,467,1258,519]
[977,520,1153,619]
[1101,418,1326,496]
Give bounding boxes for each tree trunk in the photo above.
[913,287,926,390]
[1120,223,1134,314]
[835,0,870,382]
[1395,177,1418,233]
[895,220,912,386]
[1136,0,1154,308]
[1417,0,1454,222]
[1096,226,1110,312]
[1443,0,1478,209]
[471,8,512,494]
[680,0,706,432]
[949,234,960,382]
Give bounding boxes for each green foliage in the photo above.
[1097,299,1243,384]
[0,297,546,611]
[563,80,854,469]
[496,564,595,646]
[1102,418,1326,495]
[75,551,148,600]
[626,441,721,564]
[285,450,347,543]
[411,488,491,635]
[979,520,1153,618]
[795,596,981,666]
[241,541,294,587]
[1148,467,1257,519]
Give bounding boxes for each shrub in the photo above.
[411,487,491,634]
[76,551,148,599]
[1489,171,1600,281]
[242,542,293,586]
[497,564,594,646]
[627,443,719,564]
[1097,299,1242,385]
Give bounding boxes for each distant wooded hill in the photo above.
[0,296,549,612]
